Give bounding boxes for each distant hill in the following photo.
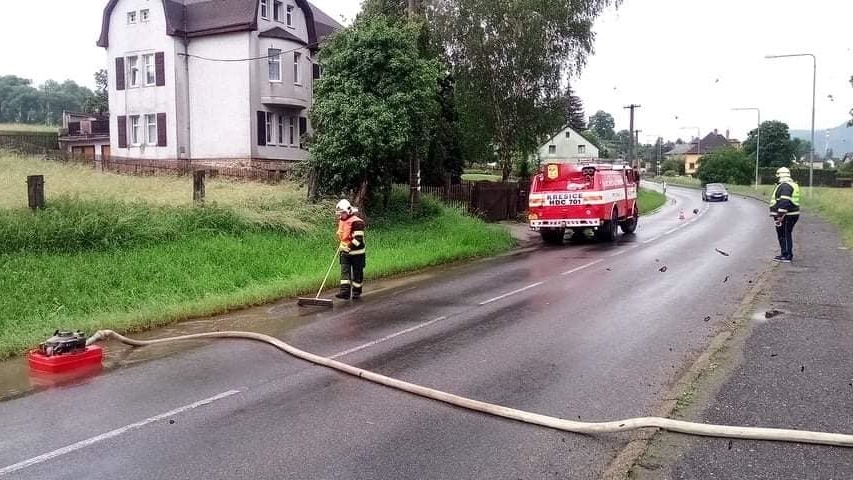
[791,121,853,158]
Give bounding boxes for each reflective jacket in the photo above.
[337,215,365,255]
[769,179,800,216]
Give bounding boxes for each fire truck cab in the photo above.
[527,162,640,244]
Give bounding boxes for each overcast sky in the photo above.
[1,0,850,142]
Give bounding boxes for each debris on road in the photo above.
[659,266,668,272]
[715,248,730,256]
[704,316,711,322]
[764,309,784,319]
[724,275,729,283]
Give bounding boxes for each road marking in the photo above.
[663,228,678,235]
[561,259,603,276]
[329,316,447,359]
[0,390,240,477]
[478,282,544,306]
[642,236,659,244]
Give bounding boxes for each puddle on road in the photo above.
[0,298,335,402]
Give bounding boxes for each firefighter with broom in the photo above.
[335,199,366,299]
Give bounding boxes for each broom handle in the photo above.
[315,246,341,299]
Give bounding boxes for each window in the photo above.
[565,131,571,138]
[288,116,296,146]
[127,56,139,87]
[577,144,586,154]
[260,0,268,19]
[145,114,157,145]
[140,9,149,22]
[277,115,284,145]
[268,49,281,81]
[127,11,137,24]
[688,162,696,170]
[130,115,142,145]
[286,5,294,27]
[548,145,556,155]
[293,52,301,84]
[265,112,273,144]
[142,54,155,86]
[273,0,283,21]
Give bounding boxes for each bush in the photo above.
[697,148,753,185]
[661,158,685,176]
[662,170,677,177]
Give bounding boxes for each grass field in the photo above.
[0,123,57,133]
[638,188,666,214]
[0,152,514,358]
[461,173,502,182]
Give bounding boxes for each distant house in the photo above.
[97,0,342,170]
[664,129,738,175]
[58,111,111,161]
[535,126,599,164]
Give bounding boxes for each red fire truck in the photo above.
[527,162,640,243]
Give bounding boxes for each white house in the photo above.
[535,126,599,164]
[97,0,341,168]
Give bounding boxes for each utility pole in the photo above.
[408,0,418,16]
[407,0,421,213]
[624,104,641,168]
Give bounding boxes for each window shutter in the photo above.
[115,57,125,91]
[312,64,321,80]
[117,116,127,148]
[155,52,166,86]
[156,112,167,146]
[257,111,266,146]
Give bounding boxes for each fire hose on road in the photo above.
[87,329,853,448]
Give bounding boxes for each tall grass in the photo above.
[0,186,513,358]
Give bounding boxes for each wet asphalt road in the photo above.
[0,185,775,479]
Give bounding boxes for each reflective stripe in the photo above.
[348,249,365,255]
[351,239,361,247]
[352,282,363,288]
[340,280,351,285]
[353,231,364,236]
[779,195,792,200]
[784,211,800,215]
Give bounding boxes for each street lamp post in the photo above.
[765,53,816,194]
[732,107,761,189]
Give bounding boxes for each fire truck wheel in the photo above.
[540,229,565,245]
[620,208,639,234]
[596,209,619,242]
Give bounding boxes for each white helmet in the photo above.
[775,167,791,178]
[335,199,353,214]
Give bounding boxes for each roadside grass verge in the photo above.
[654,176,853,247]
[0,192,513,359]
[0,124,57,133]
[461,173,502,182]
[638,188,666,214]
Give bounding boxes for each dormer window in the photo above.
[286,5,294,27]
[127,11,137,24]
[140,9,149,22]
[273,0,283,22]
[260,0,268,19]
[565,131,571,138]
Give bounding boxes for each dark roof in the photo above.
[98,0,340,49]
[664,143,693,156]
[678,132,735,155]
[259,26,307,44]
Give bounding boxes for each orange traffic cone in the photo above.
[679,209,685,220]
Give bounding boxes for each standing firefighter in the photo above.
[769,167,801,263]
[335,199,366,299]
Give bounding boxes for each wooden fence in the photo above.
[397,180,530,222]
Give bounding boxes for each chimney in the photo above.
[725,129,730,139]
[713,128,718,135]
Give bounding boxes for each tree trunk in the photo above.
[353,177,369,212]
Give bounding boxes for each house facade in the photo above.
[97,0,341,168]
[665,129,739,175]
[535,126,599,164]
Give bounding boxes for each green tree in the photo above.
[433,0,616,180]
[564,84,586,132]
[309,16,440,204]
[696,147,753,185]
[742,120,795,168]
[84,69,109,114]
[588,110,616,140]
[790,137,812,162]
[661,157,685,176]
[848,75,852,127]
